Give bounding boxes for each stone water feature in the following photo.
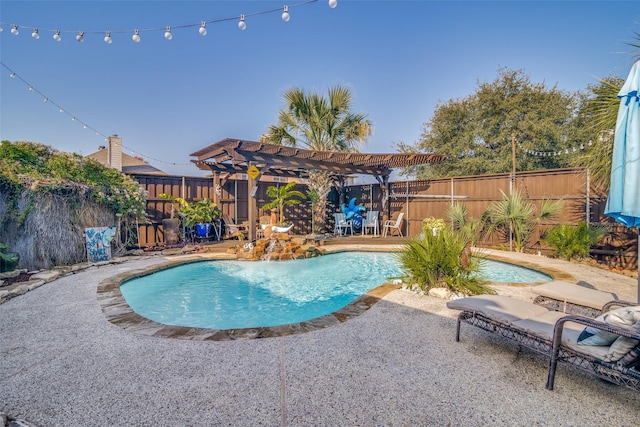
[229,226,325,261]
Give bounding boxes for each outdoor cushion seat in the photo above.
[447,295,640,392]
[447,294,550,324]
[531,280,623,317]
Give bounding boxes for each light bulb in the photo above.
[164,26,172,40]
[59,108,64,113]
[132,30,141,43]
[282,6,290,22]
[0,26,3,32]
[83,125,87,129]
[238,15,246,30]
[199,22,207,36]
[76,31,84,42]
[328,0,337,8]
[10,73,15,78]
[32,28,39,39]
[28,86,33,92]
[53,30,61,42]
[44,98,48,103]
[11,25,19,35]
[104,31,112,44]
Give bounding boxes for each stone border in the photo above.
[97,253,400,340]
[0,257,136,304]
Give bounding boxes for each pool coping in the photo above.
[97,248,572,341]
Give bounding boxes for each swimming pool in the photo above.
[120,252,551,330]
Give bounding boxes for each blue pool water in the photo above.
[120,252,550,330]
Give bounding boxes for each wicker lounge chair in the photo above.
[531,280,626,317]
[447,295,640,392]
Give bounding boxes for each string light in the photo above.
[31,28,39,39]
[0,1,329,44]
[523,141,595,158]
[1,61,106,139]
[121,145,194,167]
[282,6,291,22]
[1,61,196,168]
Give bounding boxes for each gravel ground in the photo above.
[1,251,639,426]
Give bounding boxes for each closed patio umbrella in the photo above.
[604,59,640,302]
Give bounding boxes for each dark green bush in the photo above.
[542,221,606,261]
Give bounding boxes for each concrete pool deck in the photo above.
[1,244,639,426]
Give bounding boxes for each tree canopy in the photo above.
[261,85,372,152]
[399,68,587,178]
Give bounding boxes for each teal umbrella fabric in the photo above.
[605,59,640,226]
[604,59,640,301]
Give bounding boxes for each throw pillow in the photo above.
[577,306,640,346]
[606,320,640,362]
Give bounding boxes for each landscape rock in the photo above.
[428,287,452,299]
[161,248,183,256]
[0,269,25,280]
[31,270,62,282]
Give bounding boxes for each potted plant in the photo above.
[262,182,306,226]
[0,242,20,273]
[177,198,222,238]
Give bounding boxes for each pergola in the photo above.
[191,138,446,240]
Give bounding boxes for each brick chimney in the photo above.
[107,135,123,171]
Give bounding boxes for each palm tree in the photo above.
[483,190,564,253]
[261,85,372,233]
[572,77,623,189]
[447,202,484,247]
[262,182,306,225]
[573,32,640,190]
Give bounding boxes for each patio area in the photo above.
[1,246,639,426]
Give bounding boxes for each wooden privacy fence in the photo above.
[132,168,636,268]
[133,174,313,246]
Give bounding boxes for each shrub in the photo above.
[0,141,147,223]
[395,227,494,296]
[542,221,606,261]
[447,203,484,247]
[483,189,563,252]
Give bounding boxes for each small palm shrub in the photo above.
[542,221,606,261]
[395,227,494,296]
[447,203,484,247]
[483,190,564,253]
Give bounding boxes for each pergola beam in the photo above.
[189,138,446,235]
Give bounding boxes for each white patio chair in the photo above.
[382,212,404,237]
[361,211,380,236]
[334,213,353,236]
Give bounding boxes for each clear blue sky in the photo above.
[1,1,639,177]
